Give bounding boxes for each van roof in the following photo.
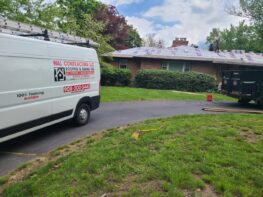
[0,32,96,52]
[0,33,98,61]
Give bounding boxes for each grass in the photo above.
[2,114,263,196]
[101,86,235,102]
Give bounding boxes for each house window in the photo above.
[161,61,169,70]
[184,63,191,72]
[119,59,128,69]
[161,61,191,72]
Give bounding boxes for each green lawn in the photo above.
[2,114,263,196]
[101,86,235,102]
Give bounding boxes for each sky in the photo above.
[99,0,245,47]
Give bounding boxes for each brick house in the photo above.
[104,39,263,83]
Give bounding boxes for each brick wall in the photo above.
[111,58,235,83]
[191,61,220,81]
[141,59,161,70]
[111,58,141,79]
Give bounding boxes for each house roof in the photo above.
[104,46,263,67]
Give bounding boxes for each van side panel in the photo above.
[47,44,100,116]
[0,33,100,142]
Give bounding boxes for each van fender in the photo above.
[74,97,92,116]
[74,96,100,117]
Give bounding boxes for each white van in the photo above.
[0,33,100,142]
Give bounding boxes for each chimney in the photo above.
[171,37,189,47]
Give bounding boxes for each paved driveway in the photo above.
[0,100,259,176]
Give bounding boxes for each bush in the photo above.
[135,69,216,92]
[101,67,131,86]
[100,61,114,68]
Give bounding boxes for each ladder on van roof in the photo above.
[0,16,99,48]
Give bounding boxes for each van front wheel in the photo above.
[74,103,90,126]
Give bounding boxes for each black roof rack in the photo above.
[0,16,99,48]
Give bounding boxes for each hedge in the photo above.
[101,67,132,86]
[135,69,216,92]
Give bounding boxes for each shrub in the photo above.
[100,61,113,68]
[101,67,131,86]
[135,69,216,92]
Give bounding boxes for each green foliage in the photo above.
[127,26,142,48]
[239,0,263,48]
[206,28,220,44]
[239,0,263,27]
[59,13,113,57]
[0,0,12,16]
[135,70,216,92]
[101,67,132,86]
[55,1,115,57]
[0,0,140,58]
[216,0,263,52]
[100,61,114,69]
[0,0,61,29]
[206,21,263,52]
[56,0,99,20]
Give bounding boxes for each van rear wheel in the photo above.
[74,103,90,126]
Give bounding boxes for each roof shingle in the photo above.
[105,46,263,67]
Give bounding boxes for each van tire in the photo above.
[73,103,90,126]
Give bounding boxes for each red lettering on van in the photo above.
[53,60,62,66]
[63,84,90,93]
[24,96,39,100]
[64,61,95,67]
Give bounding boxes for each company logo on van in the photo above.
[53,60,95,82]
[54,67,66,81]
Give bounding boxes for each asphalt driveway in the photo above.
[0,100,259,176]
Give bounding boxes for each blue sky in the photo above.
[99,0,245,47]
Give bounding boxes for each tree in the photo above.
[0,0,12,16]
[229,0,263,49]
[206,28,220,44]
[0,0,142,60]
[238,0,263,23]
[0,0,61,29]
[65,13,114,57]
[51,0,113,57]
[206,21,263,52]
[93,4,142,50]
[1,0,113,56]
[142,33,165,48]
[127,25,142,48]
[93,4,128,50]
[56,0,99,24]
